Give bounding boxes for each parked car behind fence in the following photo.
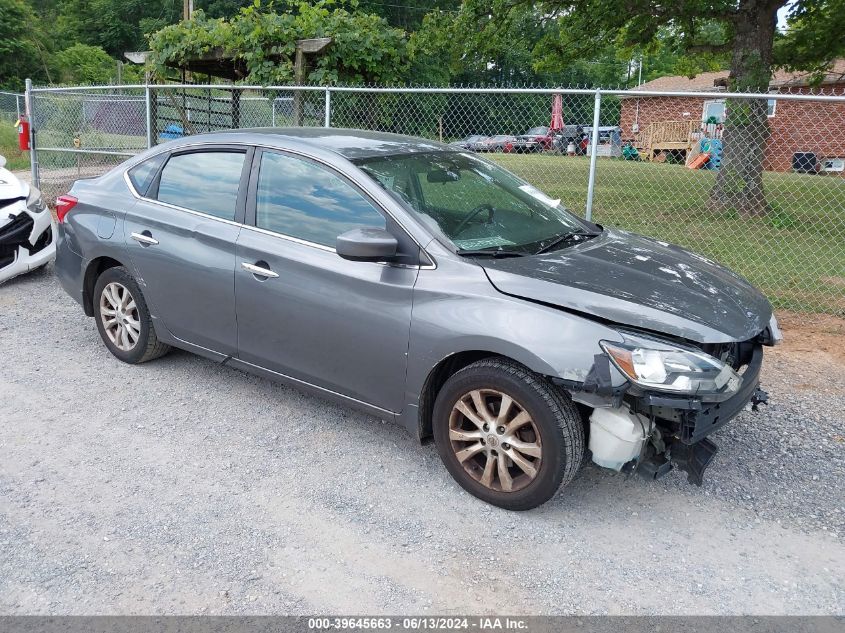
[472,135,518,152]
[451,134,487,150]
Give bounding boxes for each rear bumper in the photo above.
[55,227,85,307]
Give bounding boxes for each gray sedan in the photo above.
[55,128,780,510]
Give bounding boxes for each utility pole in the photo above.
[183,0,193,83]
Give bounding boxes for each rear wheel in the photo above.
[433,358,584,510]
[93,266,170,364]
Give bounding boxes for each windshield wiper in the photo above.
[456,248,528,258]
[534,230,601,255]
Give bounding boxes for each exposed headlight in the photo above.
[26,186,46,213]
[600,334,742,396]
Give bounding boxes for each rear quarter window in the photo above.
[127,154,166,197]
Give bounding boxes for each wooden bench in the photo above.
[636,120,701,161]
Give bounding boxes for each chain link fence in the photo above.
[0,91,24,122]
[26,83,845,319]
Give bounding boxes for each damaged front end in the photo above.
[0,167,56,284]
[553,316,781,486]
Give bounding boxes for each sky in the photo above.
[777,1,795,31]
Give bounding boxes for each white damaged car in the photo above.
[0,156,55,284]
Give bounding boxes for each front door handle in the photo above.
[242,261,279,279]
[131,231,159,246]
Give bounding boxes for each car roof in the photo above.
[164,127,454,160]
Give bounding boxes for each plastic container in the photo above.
[589,407,652,471]
[701,138,723,170]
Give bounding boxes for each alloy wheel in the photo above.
[99,282,141,352]
[448,388,542,493]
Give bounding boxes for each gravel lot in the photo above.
[1,267,844,615]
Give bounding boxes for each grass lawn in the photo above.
[0,125,32,171]
[37,128,147,152]
[491,154,845,316]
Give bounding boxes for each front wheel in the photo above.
[433,358,584,510]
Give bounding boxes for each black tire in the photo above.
[92,265,171,364]
[433,358,584,511]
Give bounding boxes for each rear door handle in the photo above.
[131,231,159,246]
[242,262,279,279]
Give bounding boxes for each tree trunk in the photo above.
[707,0,779,218]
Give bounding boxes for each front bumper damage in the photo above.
[0,201,56,283]
[554,342,769,486]
[635,344,768,485]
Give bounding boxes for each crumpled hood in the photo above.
[482,228,772,343]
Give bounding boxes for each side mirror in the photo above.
[336,227,398,262]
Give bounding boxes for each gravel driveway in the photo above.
[1,267,844,615]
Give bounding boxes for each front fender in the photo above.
[400,257,626,437]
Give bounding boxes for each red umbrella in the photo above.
[550,94,564,131]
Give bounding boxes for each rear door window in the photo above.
[156,151,246,221]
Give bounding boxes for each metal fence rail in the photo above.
[25,82,845,319]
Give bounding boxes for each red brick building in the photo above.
[619,61,845,174]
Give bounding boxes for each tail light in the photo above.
[55,195,78,223]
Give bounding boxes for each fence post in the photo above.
[324,87,332,128]
[16,93,21,121]
[232,88,241,129]
[585,89,602,222]
[145,84,153,149]
[24,78,39,190]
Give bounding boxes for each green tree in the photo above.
[0,0,51,89]
[470,0,845,217]
[55,0,181,56]
[51,43,121,85]
[775,0,845,75]
[147,1,408,85]
[633,39,727,85]
[357,0,459,30]
[409,4,629,87]
[196,0,254,19]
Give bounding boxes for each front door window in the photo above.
[255,150,385,247]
